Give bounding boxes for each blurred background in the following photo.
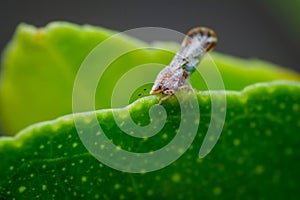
[0,0,299,71]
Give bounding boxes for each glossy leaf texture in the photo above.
[0,81,300,199]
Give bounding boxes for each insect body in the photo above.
[150,27,217,103]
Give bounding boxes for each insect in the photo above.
[150,27,217,104]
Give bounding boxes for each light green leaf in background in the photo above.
[0,22,299,135]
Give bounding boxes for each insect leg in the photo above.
[178,85,193,91]
[163,89,175,95]
[178,85,199,93]
[156,90,174,105]
[157,95,172,105]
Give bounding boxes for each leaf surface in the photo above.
[0,81,300,199]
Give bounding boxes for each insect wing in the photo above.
[169,27,217,71]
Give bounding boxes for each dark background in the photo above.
[0,0,299,71]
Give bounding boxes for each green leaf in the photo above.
[0,81,300,199]
[0,22,299,135]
